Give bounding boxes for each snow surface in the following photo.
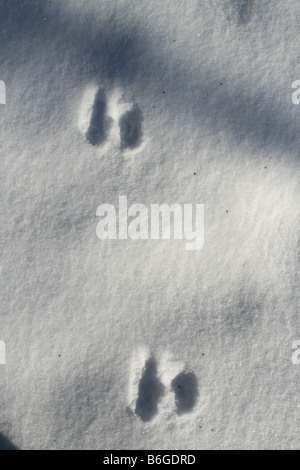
[0,0,299,450]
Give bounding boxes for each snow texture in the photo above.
[0,0,299,450]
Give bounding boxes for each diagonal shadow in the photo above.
[0,0,298,163]
[0,0,298,448]
[0,0,298,259]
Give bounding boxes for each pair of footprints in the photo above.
[79,86,143,151]
[129,355,198,423]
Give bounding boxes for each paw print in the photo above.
[128,349,198,422]
[78,85,144,154]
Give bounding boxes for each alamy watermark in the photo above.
[0,80,6,105]
[96,196,204,251]
[291,80,300,105]
[291,340,300,365]
[0,341,6,365]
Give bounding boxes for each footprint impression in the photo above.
[129,351,198,422]
[79,85,144,152]
[171,371,198,415]
[86,88,111,146]
[135,357,165,422]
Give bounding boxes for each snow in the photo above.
[0,0,299,450]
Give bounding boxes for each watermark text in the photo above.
[0,341,6,365]
[291,340,300,365]
[96,196,204,251]
[0,80,6,105]
[291,80,300,105]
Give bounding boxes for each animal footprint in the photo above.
[128,350,198,422]
[86,88,112,146]
[229,0,255,24]
[78,85,144,153]
[135,357,164,422]
[171,372,198,415]
[120,105,143,150]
